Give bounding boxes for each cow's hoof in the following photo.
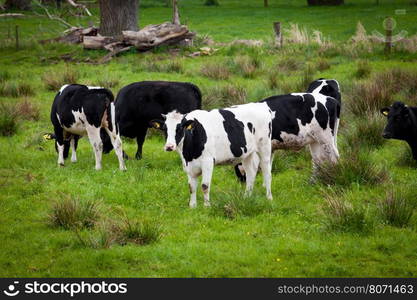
[120,166,127,171]
[58,163,65,167]
[189,203,197,209]
[204,202,211,207]
[71,159,77,163]
[135,153,142,160]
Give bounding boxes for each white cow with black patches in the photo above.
[235,79,342,181]
[151,103,274,208]
[50,84,126,171]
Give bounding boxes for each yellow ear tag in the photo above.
[383,110,389,116]
[186,124,193,130]
[43,134,51,141]
[155,123,160,129]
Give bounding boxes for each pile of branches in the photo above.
[41,22,195,63]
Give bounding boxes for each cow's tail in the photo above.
[332,99,341,154]
[190,84,203,109]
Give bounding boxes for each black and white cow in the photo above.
[235,79,342,181]
[102,81,202,159]
[50,84,126,170]
[381,101,417,161]
[150,103,274,208]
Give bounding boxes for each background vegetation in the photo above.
[0,0,417,277]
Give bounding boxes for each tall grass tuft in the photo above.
[97,75,120,89]
[211,191,273,220]
[277,57,303,72]
[354,60,372,79]
[230,55,262,78]
[348,68,417,116]
[16,98,40,121]
[344,113,386,149]
[0,71,11,83]
[42,67,79,91]
[203,84,247,109]
[0,102,19,136]
[0,81,35,97]
[316,58,331,71]
[396,145,417,168]
[321,192,373,233]
[378,189,415,228]
[314,150,389,187]
[201,62,231,80]
[115,218,162,246]
[49,197,100,230]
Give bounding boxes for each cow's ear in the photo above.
[149,119,164,130]
[43,133,55,140]
[182,120,195,131]
[380,107,390,117]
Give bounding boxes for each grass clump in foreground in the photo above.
[75,216,162,249]
[378,189,415,228]
[0,102,19,136]
[211,191,273,220]
[49,197,100,230]
[321,191,374,234]
[314,150,389,187]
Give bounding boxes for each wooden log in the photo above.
[0,13,25,17]
[122,22,193,51]
[83,35,116,49]
[385,17,393,54]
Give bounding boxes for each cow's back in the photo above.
[115,81,202,137]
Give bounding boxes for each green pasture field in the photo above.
[0,0,417,277]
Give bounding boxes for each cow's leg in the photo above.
[201,159,214,207]
[70,136,78,163]
[135,126,147,160]
[54,126,65,166]
[188,174,198,208]
[258,149,273,200]
[86,125,103,170]
[104,128,127,171]
[242,153,257,197]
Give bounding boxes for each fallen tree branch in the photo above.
[66,0,92,16]
[34,1,73,28]
[0,13,25,18]
[98,46,132,64]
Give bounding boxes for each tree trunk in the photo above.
[99,0,139,37]
[307,0,344,5]
[4,0,31,10]
[172,0,180,25]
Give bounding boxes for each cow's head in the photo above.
[307,78,341,102]
[381,101,417,141]
[150,111,190,152]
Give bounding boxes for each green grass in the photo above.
[1,0,417,277]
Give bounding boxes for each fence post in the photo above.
[385,17,393,54]
[15,25,19,50]
[273,22,282,48]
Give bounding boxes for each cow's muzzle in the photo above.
[164,144,176,152]
[382,132,392,139]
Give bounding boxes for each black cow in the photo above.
[381,101,417,160]
[50,84,126,170]
[103,81,202,159]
